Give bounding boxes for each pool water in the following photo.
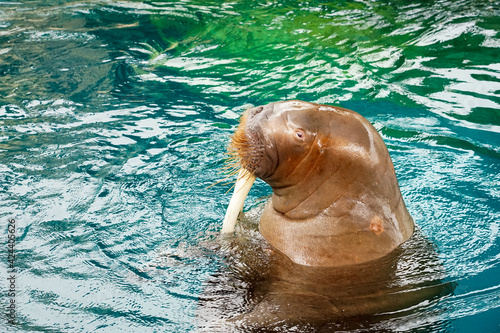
[1,0,499,331]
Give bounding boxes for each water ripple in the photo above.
[0,0,499,331]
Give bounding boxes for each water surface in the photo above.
[0,0,499,332]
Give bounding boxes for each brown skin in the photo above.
[234,100,414,267]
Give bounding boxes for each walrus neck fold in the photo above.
[268,158,351,220]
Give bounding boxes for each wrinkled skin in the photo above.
[235,100,414,267]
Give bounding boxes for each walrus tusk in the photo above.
[221,168,256,234]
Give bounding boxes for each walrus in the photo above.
[198,100,453,331]
[222,100,414,267]
[198,205,452,331]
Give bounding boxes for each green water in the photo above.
[0,0,499,331]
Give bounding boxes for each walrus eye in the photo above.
[295,129,305,140]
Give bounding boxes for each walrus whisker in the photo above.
[206,149,251,191]
[206,176,233,190]
[223,180,238,195]
[206,161,242,189]
[207,147,254,191]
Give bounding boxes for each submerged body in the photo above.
[223,100,414,267]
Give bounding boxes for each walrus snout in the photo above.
[230,105,279,179]
[247,105,264,118]
[245,103,276,130]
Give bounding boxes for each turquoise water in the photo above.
[1,0,499,331]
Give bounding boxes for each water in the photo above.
[0,0,499,331]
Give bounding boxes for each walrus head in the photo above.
[222,100,414,267]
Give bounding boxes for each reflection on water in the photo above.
[0,0,499,332]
